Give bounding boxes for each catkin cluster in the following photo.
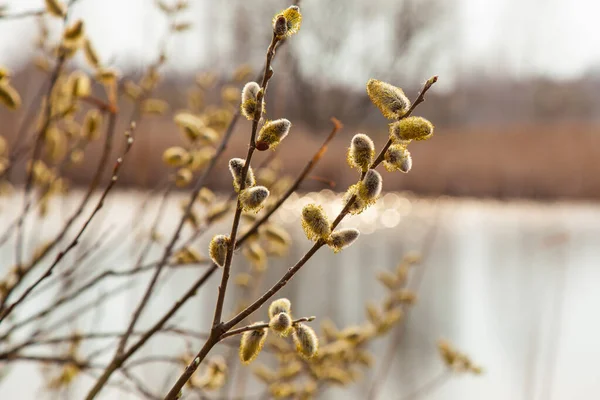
[248,253,434,397]
[437,340,483,375]
[239,298,318,364]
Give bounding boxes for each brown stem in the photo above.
[0,9,45,20]
[83,265,217,400]
[371,76,438,167]
[220,316,315,340]
[163,77,439,397]
[81,27,298,398]
[237,117,342,244]
[0,112,119,313]
[211,34,281,329]
[14,52,67,270]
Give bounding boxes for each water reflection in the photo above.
[1,192,599,399]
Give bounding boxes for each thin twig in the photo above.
[83,265,217,400]
[227,78,438,329]
[0,9,45,20]
[0,111,119,313]
[220,316,315,340]
[211,33,281,330]
[163,78,438,398]
[0,125,135,324]
[237,117,342,243]
[83,16,315,399]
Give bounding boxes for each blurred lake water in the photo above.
[1,191,599,400]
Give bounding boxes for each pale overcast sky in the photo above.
[0,0,598,90]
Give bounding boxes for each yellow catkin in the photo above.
[277,362,302,379]
[376,308,404,334]
[327,228,360,253]
[208,234,230,267]
[377,270,399,290]
[0,67,11,81]
[365,302,382,325]
[239,186,270,212]
[198,126,218,144]
[171,22,192,32]
[228,158,255,192]
[239,323,268,364]
[268,298,291,319]
[293,323,318,359]
[301,204,330,241]
[83,39,100,68]
[0,81,21,110]
[221,85,240,104]
[243,242,267,271]
[387,290,417,307]
[256,119,291,151]
[438,339,483,374]
[272,6,302,38]
[389,116,434,141]
[70,148,84,165]
[234,273,252,287]
[356,350,375,367]
[189,147,215,171]
[45,0,66,17]
[403,251,422,265]
[263,225,291,247]
[63,20,85,44]
[175,168,193,187]
[256,168,277,187]
[95,67,120,84]
[383,144,412,173]
[173,247,203,265]
[269,312,293,337]
[359,169,383,201]
[142,99,169,115]
[269,383,296,398]
[253,364,277,383]
[174,112,205,142]
[34,56,51,72]
[196,71,217,89]
[123,80,142,100]
[343,170,382,215]
[347,134,374,172]
[81,109,102,140]
[0,136,7,155]
[240,81,261,120]
[197,187,215,205]
[338,325,372,345]
[69,71,91,98]
[162,147,190,168]
[196,355,227,391]
[366,79,411,119]
[343,184,367,215]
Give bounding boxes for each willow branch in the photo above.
[238,117,342,243]
[220,316,315,340]
[162,76,438,400]
[211,33,281,329]
[0,125,135,324]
